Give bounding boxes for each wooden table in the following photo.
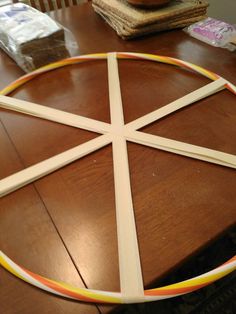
[0,3,236,314]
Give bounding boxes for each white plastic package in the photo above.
[184,17,236,51]
[0,3,78,72]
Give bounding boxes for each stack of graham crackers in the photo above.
[0,3,69,72]
[92,0,209,39]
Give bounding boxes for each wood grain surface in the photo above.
[0,3,236,313]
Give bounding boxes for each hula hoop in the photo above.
[0,52,235,304]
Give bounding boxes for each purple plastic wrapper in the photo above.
[185,17,236,51]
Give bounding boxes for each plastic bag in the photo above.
[0,3,78,72]
[184,18,236,51]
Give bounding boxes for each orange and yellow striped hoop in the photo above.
[0,52,235,304]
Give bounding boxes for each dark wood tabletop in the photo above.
[0,2,236,314]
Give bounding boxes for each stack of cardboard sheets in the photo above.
[92,0,209,39]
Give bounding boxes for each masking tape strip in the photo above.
[0,134,112,197]
[125,78,227,131]
[126,131,236,169]
[107,53,144,302]
[0,95,111,134]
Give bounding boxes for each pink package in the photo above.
[185,17,236,51]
